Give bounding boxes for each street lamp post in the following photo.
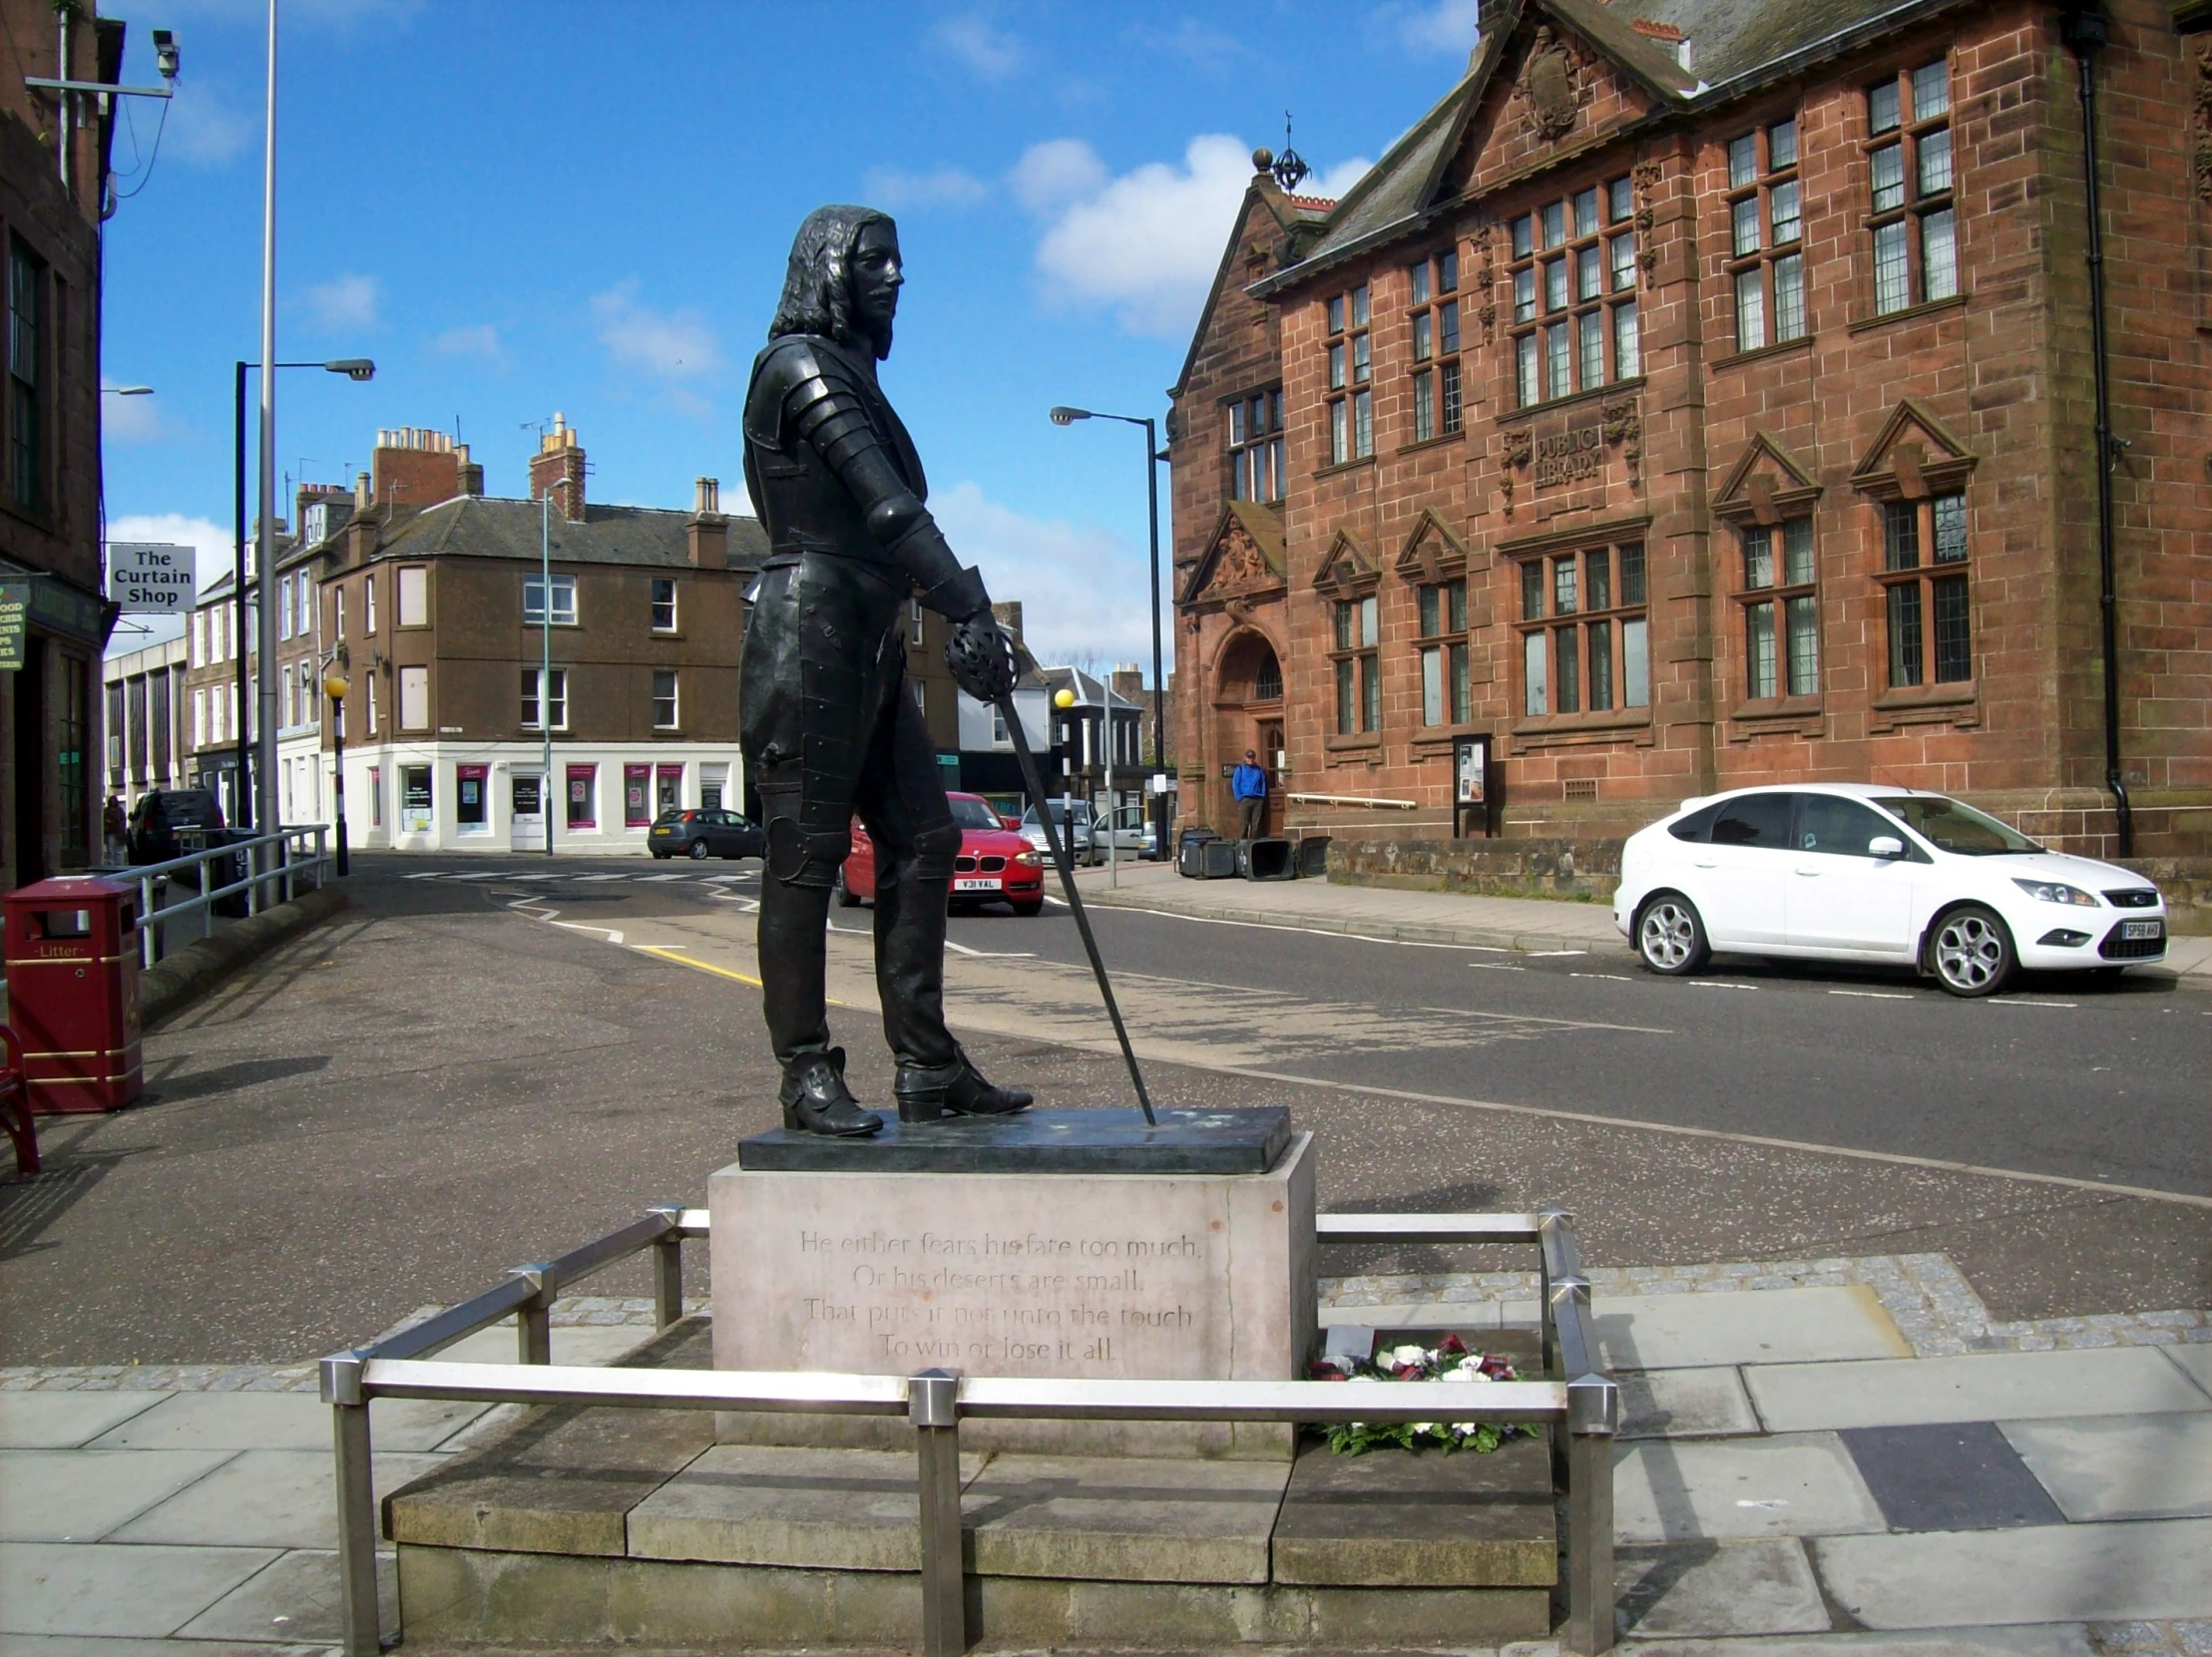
[1049,405,1169,864]
[323,667,349,876]
[537,484,558,857]
[230,357,372,834]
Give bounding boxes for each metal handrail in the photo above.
[322,1205,1617,1657]
[118,825,333,968]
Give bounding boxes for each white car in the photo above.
[1614,783,2166,998]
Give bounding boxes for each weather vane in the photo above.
[1271,111,1310,194]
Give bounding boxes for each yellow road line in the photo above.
[633,944,762,988]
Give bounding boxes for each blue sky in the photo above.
[102,0,1480,669]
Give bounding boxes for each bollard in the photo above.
[321,1353,382,1657]
[648,1204,684,1329]
[1562,1370,1619,1656]
[909,1369,966,1657]
[509,1264,553,1364]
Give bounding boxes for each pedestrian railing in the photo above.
[321,1206,1616,1657]
[113,825,332,967]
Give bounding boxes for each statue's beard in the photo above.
[865,314,893,360]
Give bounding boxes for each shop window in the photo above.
[1726,118,1807,351]
[1510,179,1637,409]
[566,763,598,829]
[399,764,432,834]
[455,764,490,833]
[1227,386,1286,501]
[1416,578,1469,726]
[367,764,382,827]
[625,763,653,827]
[1867,59,1956,315]
[1331,593,1381,733]
[1406,248,1463,443]
[1738,518,1820,697]
[1880,492,1972,686]
[1518,540,1646,717]
[657,763,683,814]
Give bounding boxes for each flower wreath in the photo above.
[1307,1334,1529,1454]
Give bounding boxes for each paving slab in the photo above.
[628,1445,983,1571]
[1618,1366,1762,1440]
[1614,1539,1829,1638]
[1590,1285,1911,1370]
[1269,1436,1554,1586]
[1840,1423,2065,1531]
[0,1395,164,1450]
[0,1542,282,1637]
[110,1449,449,1549]
[965,1453,1292,1584]
[426,1321,664,1370]
[1746,1348,2212,1432]
[2161,1342,2212,1400]
[173,1548,398,1644]
[1617,1625,2100,1657]
[2000,1412,2212,1521]
[0,1450,234,1542]
[0,1639,332,1657]
[1815,1518,2212,1625]
[1613,1434,1885,1543]
[81,1391,489,1454]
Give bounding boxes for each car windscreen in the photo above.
[1022,803,1089,825]
[1873,795,2041,855]
[949,798,1001,830]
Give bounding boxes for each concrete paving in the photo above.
[1815,1518,2212,1625]
[1744,1347,2212,1432]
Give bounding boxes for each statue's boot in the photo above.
[779,1047,883,1138]
[894,1047,1034,1124]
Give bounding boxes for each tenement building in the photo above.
[1171,0,2209,859]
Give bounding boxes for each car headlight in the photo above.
[1014,849,1042,867]
[2011,878,2098,907]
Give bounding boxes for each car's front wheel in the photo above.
[1930,904,2014,998]
[1636,893,1711,976]
[833,867,860,908]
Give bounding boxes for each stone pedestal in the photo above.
[707,1114,1315,1457]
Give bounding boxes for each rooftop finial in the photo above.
[1271,111,1310,194]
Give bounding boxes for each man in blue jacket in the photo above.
[1232,748,1268,840]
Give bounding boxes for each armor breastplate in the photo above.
[742,335,925,571]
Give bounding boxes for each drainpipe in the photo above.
[2061,4,2132,857]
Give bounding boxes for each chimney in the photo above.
[991,600,1024,645]
[371,426,465,513]
[456,442,484,498]
[687,476,727,569]
[529,412,587,522]
[354,470,371,509]
[1111,664,1145,704]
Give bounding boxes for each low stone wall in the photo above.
[1327,835,1623,903]
[2115,857,2212,935]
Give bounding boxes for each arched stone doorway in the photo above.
[1210,629,1284,835]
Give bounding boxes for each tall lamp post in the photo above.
[1048,405,1169,863]
[231,357,372,831]
[535,483,560,856]
[322,667,349,876]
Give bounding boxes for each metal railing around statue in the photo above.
[110,825,333,968]
[320,1206,1617,1657]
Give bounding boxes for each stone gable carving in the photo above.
[1311,529,1380,597]
[1714,431,1822,525]
[1394,510,1472,584]
[1182,505,1287,608]
[1520,27,1584,142]
[1852,400,1978,502]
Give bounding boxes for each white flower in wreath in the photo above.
[1439,1365,1485,1383]
[1411,1422,1439,1436]
[1388,1345,1429,1368]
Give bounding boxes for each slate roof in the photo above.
[372,495,769,571]
[1262,0,1967,290]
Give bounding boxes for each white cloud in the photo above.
[1020,135,1368,339]
[1127,17,1251,71]
[163,78,253,167]
[104,513,234,654]
[933,13,1024,80]
[1375,0,1484,57]
[1305,156,1374,201]
[591,281,722,382]
[930,481,1160,669]
[1010,138,1107,213]
[304,272,380,331]
[433,322,503,360]
[862,166,989,211]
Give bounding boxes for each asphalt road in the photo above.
[2,852,2204,1364]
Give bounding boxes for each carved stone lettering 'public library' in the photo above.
[1169,0,2211,860]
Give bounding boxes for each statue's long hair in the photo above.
[768,205,895,358]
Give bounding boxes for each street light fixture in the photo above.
[1047,403,1169,864]
[231,356,373,834]
[104,385,153,396]
[323,667,350,876]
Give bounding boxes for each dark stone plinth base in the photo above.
[737,1106,1292,1175]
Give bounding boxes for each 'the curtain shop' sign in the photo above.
[107,544,198,615]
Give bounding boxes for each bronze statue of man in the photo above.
[740,206,1031,1138]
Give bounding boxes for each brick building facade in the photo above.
[1171,0,2210,859]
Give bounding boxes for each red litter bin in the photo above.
[2,876,144,1113]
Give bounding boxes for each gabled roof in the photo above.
[1178,502,1288,606]
[1254,0,1970,296]
[1168,174,1337,399]
[372,496,769,570]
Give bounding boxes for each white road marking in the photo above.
[1521,950,1588,958]
[635,873,697,882]
[1087,903,1624,957]
[1470,963,1527,972]
[550,920,624,943]
[1830,989,1913,1000]
[945,940,1037,959]
[1690,981,1759,991]
[567,873,630,883]
[1570,973,1634,982]
[1992,1000,2078,1010]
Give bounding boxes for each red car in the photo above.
[837,791,1047,916]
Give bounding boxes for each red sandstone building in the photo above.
[1171,0,2209,863]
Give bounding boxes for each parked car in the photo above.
[649,808,765,861]
[1019,800,1101,867]
[1098,803,1160,861]
[838,792,1046,915]
[1615,783,2167,998]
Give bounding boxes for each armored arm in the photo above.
[778,352,991,620]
